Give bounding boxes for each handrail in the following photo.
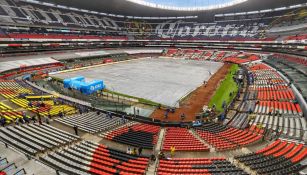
[225,64,249,125]
[25,80,92,107]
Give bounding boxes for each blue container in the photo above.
[81,80,104,95]
[63,76,104,95]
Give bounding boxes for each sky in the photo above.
[145,0,236,7]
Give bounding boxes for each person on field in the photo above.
[164,109,169,119]
[180,113,185,120]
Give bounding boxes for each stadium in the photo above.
[0,0,306,174]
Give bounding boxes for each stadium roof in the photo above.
[39,0,307,20]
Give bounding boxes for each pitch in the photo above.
[54,57,223,106]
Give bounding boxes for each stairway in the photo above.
[189,129,215,152]
[146,159,158,175]
[145,128,166,175]
[99,121,135,137]
[232,158,257,175]
[155,128,165,153]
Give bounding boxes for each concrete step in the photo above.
[99,121,135,137]
[145,127,166,175]
[155,128,166,153]
[146,159,158,175]
[232,158,257,175]
[0,144,57,175]
[189,129,215,152]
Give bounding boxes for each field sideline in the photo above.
[151,63,231,122]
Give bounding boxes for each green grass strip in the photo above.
[208,64,239,112]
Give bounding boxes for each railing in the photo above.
[225,65,249,125]
[25,80,91,107]
[46,81,129,111]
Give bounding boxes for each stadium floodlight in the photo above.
[247,11,258,14]
[274,7,287,11]
[126,0,248,11]
[260,9,272,13]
